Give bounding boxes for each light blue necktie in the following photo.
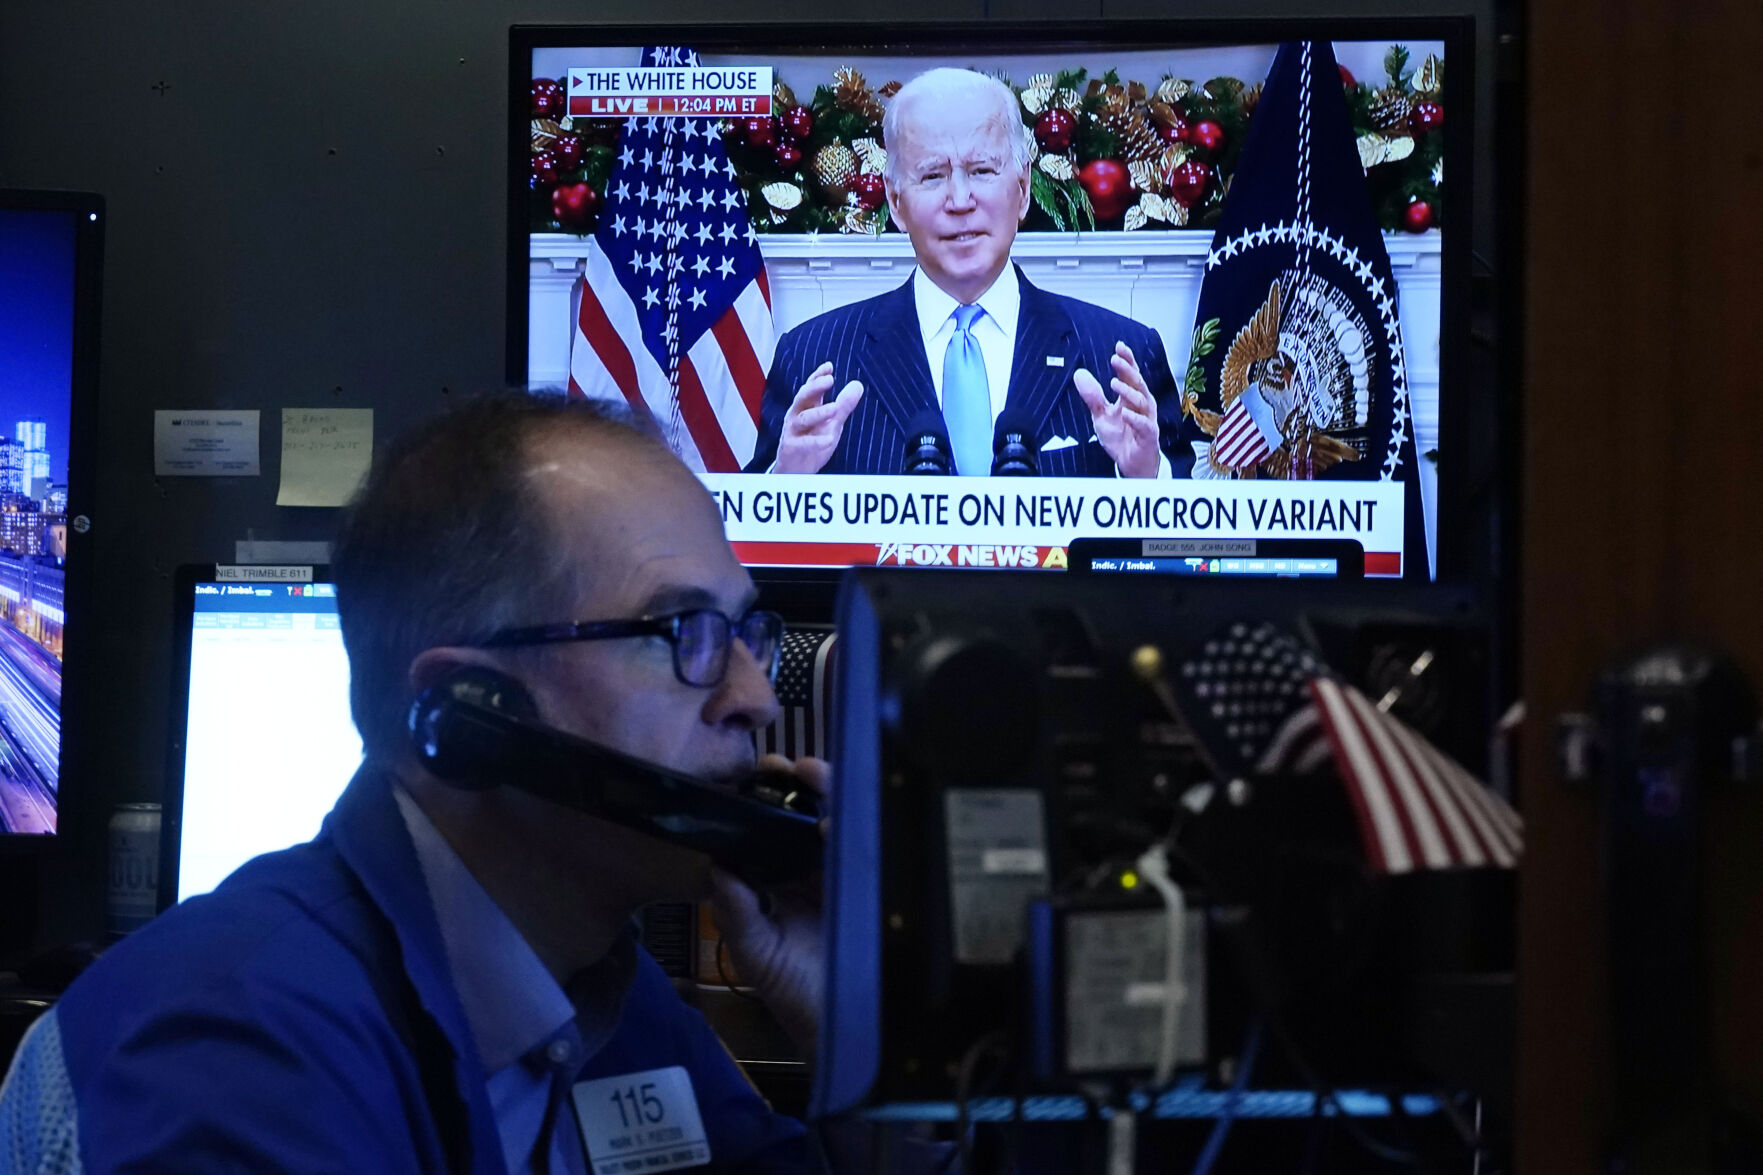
[942,304,991,476]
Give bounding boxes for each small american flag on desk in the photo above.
[569,46,775,472]
[760,629,839,762]
[1175,620,1522,874]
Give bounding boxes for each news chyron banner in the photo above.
[702,476,1404,571]
[568,62,773,118]
[526,40,1448,578]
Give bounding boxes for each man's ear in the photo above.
[1016,168,1032,223]
[408,646,523,700]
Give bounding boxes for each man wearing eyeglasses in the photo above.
[2,395,847,1173]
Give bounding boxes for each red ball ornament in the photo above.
[1158,111,1191,145]
[741,116,775,148]
[551,182,599,230]
[530,149,559,187]
[531,78,563,119]
[781,105,815,143]
[852,172,886,211]
[1034,108,1077,153]
[1077,158,1132,221]
[552,132,584,170]
[1184,119,1227,155]
[1338,64,1357,89]
[1410,101,1444,136]
[1189,120,1226,155]
[774,142,803,170]
[1403,198,1434,232]
[1167,158,1211,208]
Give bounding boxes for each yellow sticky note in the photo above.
[276,408,373,507]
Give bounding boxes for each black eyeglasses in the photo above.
[476,608,785,688]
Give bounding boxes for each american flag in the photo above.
[759,628,838,762]
[1175,620,1522,874]
[568,46,775,472]
[1209,398,1277,470]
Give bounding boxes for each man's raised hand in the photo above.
[772,362,864,474]
[1073,341,1161,479]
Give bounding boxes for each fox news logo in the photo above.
[875,543,1064,569]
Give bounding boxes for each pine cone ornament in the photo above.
[1093,88,1163,166]
[813,143,858,200]
[1118,113,1164,166]
[1086,80,1170,165]
[1369,86,1413,135]
[833,67,886,127]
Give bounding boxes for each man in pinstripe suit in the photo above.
[747,68,1178,478]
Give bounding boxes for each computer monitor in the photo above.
[160,566,361,905]
[508,22,1474,585]
[0,190,103,843]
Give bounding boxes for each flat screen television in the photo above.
[508,22,1473,585]
[0,190,103,843]
[159,566,361,904]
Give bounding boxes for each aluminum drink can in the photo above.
[107,802,162,938]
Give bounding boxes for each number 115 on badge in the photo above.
[572,1065,712,1174]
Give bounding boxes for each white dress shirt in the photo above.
[912,265,1020,424]
[912,266,1170,478]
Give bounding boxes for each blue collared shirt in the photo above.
[395,787,638,1175]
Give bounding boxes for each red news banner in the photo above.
[568,66,774,118]
[699,475,1408,574]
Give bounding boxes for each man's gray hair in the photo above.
[883,67,1033,185]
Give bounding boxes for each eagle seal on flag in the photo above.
[1169,41,1428,574]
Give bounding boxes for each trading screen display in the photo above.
[174,581,359,900]
[0,209,79,835]
[517,32,1451,578]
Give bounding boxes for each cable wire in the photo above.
[1188,1019,1264,1175]
[1134,843,1189,1088]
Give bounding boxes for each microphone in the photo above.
[901,409,953,475]
[990,406,1039,476]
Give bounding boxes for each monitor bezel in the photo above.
[0,189,104,852]
[158,563,335,907]
[505,18,1479,598]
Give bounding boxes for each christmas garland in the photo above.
[528,45,1443,238]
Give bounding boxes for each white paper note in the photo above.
[154,410,261,476]
[277,408,373,507]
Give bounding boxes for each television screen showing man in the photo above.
[521,37,1449,576]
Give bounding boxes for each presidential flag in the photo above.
[1173,41,1430,579]
[1173,619,1521,875]
[568,46,775,473]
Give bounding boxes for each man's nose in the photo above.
[945,169,976,210]
[702,639,782,733]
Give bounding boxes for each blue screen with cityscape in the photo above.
[0,209,77,835]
